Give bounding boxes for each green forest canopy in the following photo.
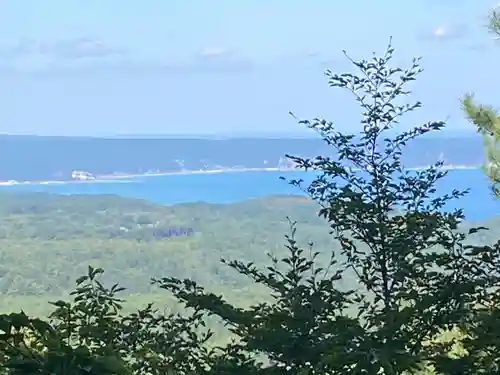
[0,191,497,318]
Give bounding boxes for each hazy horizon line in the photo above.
[0,128,479,140]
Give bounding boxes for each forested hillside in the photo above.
[0,191,498,319]
[0,192,335,315]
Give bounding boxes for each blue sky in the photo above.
[0,0,498,136]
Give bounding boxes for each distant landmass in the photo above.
[0,133,485,182]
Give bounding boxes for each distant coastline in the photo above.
[0,167,291,186]
[0,134,485,184]
[97,167,286,180]
[0,164,481,187]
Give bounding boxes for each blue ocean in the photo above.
[0,169,498,222]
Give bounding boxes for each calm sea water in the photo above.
[0,169,498,222]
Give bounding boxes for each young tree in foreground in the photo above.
[2,41,500,375]
[461,8,500,197]
[158,41,500,374]
[0,266,214,375]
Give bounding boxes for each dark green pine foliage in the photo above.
[157,41,500,375]
[461,7,500,198]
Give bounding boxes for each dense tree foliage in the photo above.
[0,192,496,316]
[0,193,335,316]
[460,11,500,369]
[0,266,216,375]
[1,43,500,375]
